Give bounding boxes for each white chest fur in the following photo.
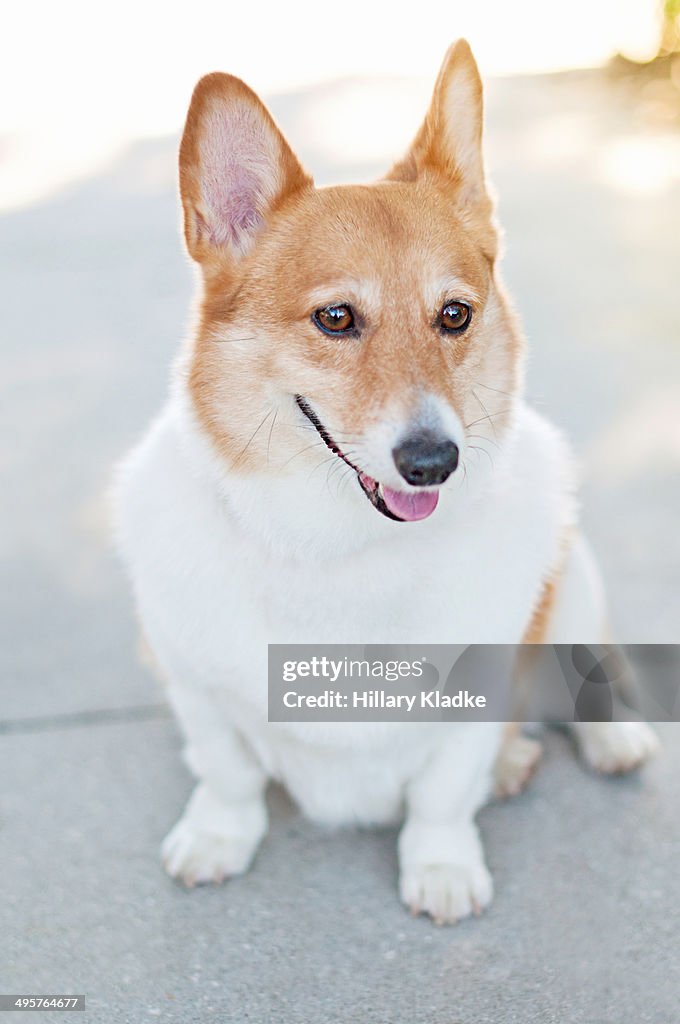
[114,393,574,796]
[116,394,573,647]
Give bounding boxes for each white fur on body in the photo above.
[114,386,657,923]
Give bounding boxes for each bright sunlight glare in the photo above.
[0,0,661,211]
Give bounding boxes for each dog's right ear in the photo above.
[179,74,312,267]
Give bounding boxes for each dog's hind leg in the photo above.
[532,532,659,774]
[494,723,543,798]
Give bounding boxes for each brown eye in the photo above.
[439,301,472,333]
[313,304,355,335]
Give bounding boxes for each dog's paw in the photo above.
[574,721,660,775]
[162,820,257,886]
[161,785,266,887]
[398,820,493,925]
[400,859,493,925]
[494,732,542,798]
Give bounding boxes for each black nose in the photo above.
[392,431,459,486]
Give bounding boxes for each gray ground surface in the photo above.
[1,69,679,1022]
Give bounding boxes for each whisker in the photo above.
[307,452,342,480]
[234,408,275,465]
[337,463,360,499]
[281,438,328,469]
[326,456,347,492]
[472,388,499,443]
[293,415,360,445]
[338,463,358,496]
[266,409,278,464]
[294,421,361,447]
[474,381,514,398]
[467,443,495,469]
[212,335,257,345]
[467,431,501,451]
[464,407,513,431]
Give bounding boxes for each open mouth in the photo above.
[295,395,439,522]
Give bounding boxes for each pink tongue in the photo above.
[381,485,439,521]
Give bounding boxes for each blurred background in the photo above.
[1,3,680,1020]
[2,0,679,714]
[0,0,675,209]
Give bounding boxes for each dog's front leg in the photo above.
[161,683,268,886]
[398,722,503,925]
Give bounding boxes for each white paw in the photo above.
[400,860,493,925]
[161,785,266,886]
[494,733,542,798]
[575,721,660,775]
[162,820,257,886]
[398,821,493,925]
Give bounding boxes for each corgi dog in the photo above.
[115,41,659,924]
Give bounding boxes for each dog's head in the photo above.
[180,41,523,527]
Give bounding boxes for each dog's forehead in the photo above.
[265,181,489,297]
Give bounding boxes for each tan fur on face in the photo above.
[181,43,525,475]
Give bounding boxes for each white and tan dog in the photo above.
[115,41,658,924]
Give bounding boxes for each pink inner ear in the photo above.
[200,105,273,248]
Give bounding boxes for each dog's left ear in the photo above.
[387,40,497,258]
